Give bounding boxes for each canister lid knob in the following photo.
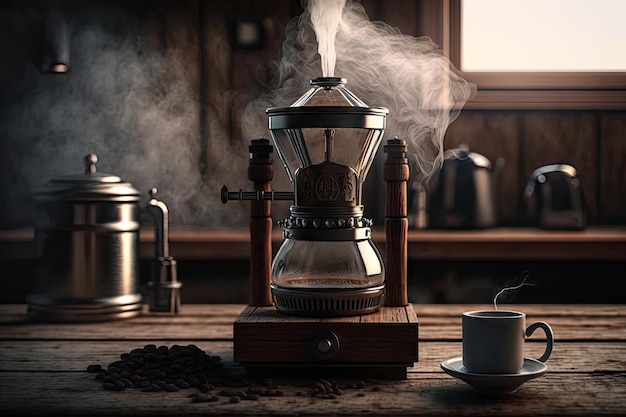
[84,153,98,174]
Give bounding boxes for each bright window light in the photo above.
[461,0,626,72]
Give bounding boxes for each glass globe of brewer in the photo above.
[266,77,388,293]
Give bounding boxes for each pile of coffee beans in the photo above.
[87,344,381,404]
[87,344,229,393]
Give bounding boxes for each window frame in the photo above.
[446,0,626,109]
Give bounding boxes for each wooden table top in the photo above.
[1,303,625,416]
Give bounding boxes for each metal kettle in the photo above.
[27,153,181,321]
[523,164,586,230]
[427,145,500,229]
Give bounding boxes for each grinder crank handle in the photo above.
[220,185,293,203]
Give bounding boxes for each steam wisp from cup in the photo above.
[493,271,535,310]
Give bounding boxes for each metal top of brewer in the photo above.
[266,77,388,129]
[34,153,141,202]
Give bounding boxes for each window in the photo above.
[448,0,626,109]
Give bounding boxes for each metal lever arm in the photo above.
[220,185,293,203]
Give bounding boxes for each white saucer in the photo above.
[440,356,548,395]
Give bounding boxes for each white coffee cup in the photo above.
[462,310,553,374]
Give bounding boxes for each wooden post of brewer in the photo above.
[383,137,409,306]
[248,138,274,306]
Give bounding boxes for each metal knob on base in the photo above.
[311,331,340,361]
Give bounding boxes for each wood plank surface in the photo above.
[1,303,625,416]
[2,305,624,341]
[0,372,624,416]
[0,340,623,374]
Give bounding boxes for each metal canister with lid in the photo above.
[27,153,180,321]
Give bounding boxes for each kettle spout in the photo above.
[143,188,181,314]
[145,187,169,259]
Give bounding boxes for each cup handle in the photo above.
[526,321,554,362]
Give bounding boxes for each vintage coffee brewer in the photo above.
[266,77,388,316]
[222,77,418,378]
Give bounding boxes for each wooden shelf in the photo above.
[2,226,625,262]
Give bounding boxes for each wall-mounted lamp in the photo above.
[230,17,266,49]
[40,2,70,73]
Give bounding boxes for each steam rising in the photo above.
[309,0,346,77]
[0,3,248,227]
[243,0,476,182]
[493,271,535,309]
[1,0,475,228]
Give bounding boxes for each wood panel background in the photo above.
[0,0,624,229]
[202,0,626,226]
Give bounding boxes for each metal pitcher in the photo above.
[27,153,181,321]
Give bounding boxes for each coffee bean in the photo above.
[102,373,120,382]
[191,396,207,403]
[120,378,134,388]
[135,379,151,388]
[313,382,326,393]
[233,390,247,398]
[113,380,126,390]
[193,395,220,403]
[87,364,103,373]
[198,383,213,393]
[229,396,240,404]
[175,379,190,389]
[129,348,144,357]
[162,384,178,392]
[143,362,159,370]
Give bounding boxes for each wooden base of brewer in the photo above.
[233,304,419,380]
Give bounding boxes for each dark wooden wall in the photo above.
[203,0,626,226]
[0,0,624,228]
